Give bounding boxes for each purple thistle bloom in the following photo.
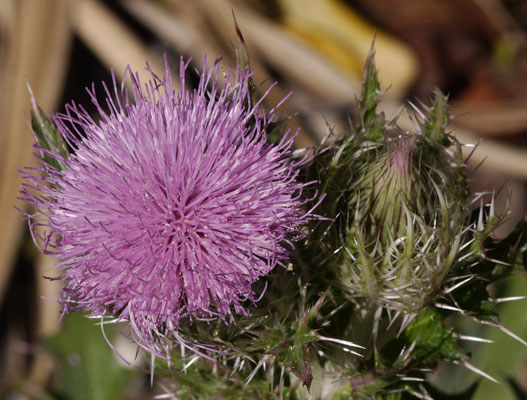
[19,57,313,357]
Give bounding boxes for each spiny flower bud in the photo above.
[353,134,420,242]
[313,48,478,312]
[342,128,467,311]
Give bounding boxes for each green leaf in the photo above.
[264,300,322,390]
[402,308,463,364]
[266,322,317,389]
[455,281,501,325]
[43,313,134,400]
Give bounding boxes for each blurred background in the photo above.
[1,0,526,398]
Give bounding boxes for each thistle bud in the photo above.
[317,54,474,312]
[352,134,419,242]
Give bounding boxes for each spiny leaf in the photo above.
[358,41,385,142]
[266,313,318,389]
[402,308,463,364]
[453,276,501,325]
[424,88,450,146]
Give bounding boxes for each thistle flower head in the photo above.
[20,57,311,356]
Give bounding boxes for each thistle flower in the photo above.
[19,57,311,357]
